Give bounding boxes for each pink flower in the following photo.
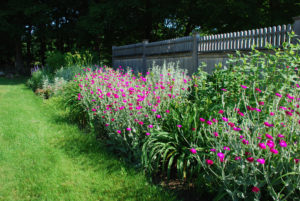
[257,158,265,164]
[227,122,234,128]
[233,127,241,131]
[146,132,150,136]
[156,114,161,118]
[148,125,153,128]
[266,134,273,140]
[256,88,262,93]
[177,125,182,128]
[105,124,109,127]
[295,159,299,164]
[242,139,249,145]
[192,128,196,131]
[270,112,275,116]
[264,122,274,127]
[277,134,285,138]
[270,148,279,154]
[252,186,260,193]
[259,101,264,105]
[279,140,287,147]
[217,152,225,159]
[218,110,224,114]
[221,88,227,91]
[139,121,144,125]
[212,118,218,123]
[285,111,293,116]
[111,118,115,121]
[241,85,248,89]
[234,156,241,160]
[287,94,294,100]
[223,146,230,151]
[126,128,131,131]
[258,143,266,149]
[222,117,228,122]
[206,159,214,165]
[213,132,219,137]
[247,157,254,162]
[199,118,206,122]
[206,121,212,125]
[238,112,244,116]
[210,149,216,152]
[190,148,197,154]
[276,93,282,98]
[117,130,121,134]
[267,140,275,148]
[165,109,170,113]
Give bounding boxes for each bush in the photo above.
[142,39,300,200]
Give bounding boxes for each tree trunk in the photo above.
[26,26,32,72]
[15,37,24,74]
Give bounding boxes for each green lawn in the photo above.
[0,78,178,201]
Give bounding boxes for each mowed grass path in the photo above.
[0,78,178,201]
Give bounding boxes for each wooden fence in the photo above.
[112,17,300,74]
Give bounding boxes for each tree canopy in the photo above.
[0,0,299,74]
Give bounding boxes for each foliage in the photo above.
[142,40,300,200]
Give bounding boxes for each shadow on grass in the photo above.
[0,77,29,85]
[49,112,214,201]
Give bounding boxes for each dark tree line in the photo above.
[0,0,299,74]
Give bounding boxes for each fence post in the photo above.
[192,32,199,72]
[112,46,116,69]
[293,16,300,43]
[142,39,149,74]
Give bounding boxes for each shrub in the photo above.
[142,39,300,200]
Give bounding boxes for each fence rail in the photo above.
[113,24,292,58]
[112,17,300,74]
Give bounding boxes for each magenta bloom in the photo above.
[258,143,266,149]
[277,134,285,138]
[210,149,216,152]
[242,139,249,145]
[233,127,241,131]
[218,110,224,114]
[241,85,248,89]
[213,132,219,137]
[257,158,265,164]
[126,128,131,131]
[252,186,260,193]
[287,94,295,100]
[276,93,282,98]
[177,125,182,128]
[165,109,170,113]
[255,88,262,93]
[217,152,225,159]
[206,159,214,165]
[139,121,144,125]
[156,114,161,118]
[295,159,299,164]
[223,146,230,151]
[270,112,275,116]
[206,121,212,125]
[190,148,197,154]
[199,118,205,122]
[222,117,228,122]
[148,125,153,128]
[267,140,275,148]
[270,148,279,154]
[266,134,273,140]
[246,157,254,162]
[259,101,264,105]
[238,112,244,116]
[221,88,227,91]
[146,132,150,136]
[279,140,287,147]
[117,130,121,134]
[234,156,241,160]
[264,122,274,127]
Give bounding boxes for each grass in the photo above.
[0,77,179,201]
